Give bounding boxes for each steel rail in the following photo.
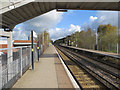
[56,45,120,89]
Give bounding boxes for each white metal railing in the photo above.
[0,45,40,89]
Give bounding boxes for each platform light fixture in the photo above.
[8,5,15,9]
[56,9,68,12]
[4,28,12,32]
[8,0,15,9]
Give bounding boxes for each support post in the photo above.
[118,2,120,55]
[117,43,119,55]
[31,31,34,70]
[42,32,44,53]
[95,45,98,50]
[20,48,22,76]
[37,40,39,61]
[95,30,98,50]
[7,31,13,63]
[7,31,13,80]
[0,59,2,89]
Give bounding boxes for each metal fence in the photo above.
[0,45,38,89]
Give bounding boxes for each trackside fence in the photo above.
[0,45,38,89]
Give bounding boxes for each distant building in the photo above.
[28,35,37,41]
[0,40,37,49]
[0,40,14,49]
[28,31,37,41]
[0,40,7,44]
[13,40,37,47]
[0,44,14,49]
[0,44,14,55]
[0,44,7,48]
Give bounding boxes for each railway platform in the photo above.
[12,45,75,88]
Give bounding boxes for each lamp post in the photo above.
[31,30,34,70]
[42,31,44,52]
[94,29,98,50]
[37,36,39,61]
[117,43,119,55]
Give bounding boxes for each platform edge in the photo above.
[54,46,80,89]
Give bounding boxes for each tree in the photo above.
[97,24,118,52]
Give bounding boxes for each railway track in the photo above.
[55,46,107,89]
[64,45,120,70]
[55,45,120,89]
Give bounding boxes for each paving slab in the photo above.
[12,45,73,88]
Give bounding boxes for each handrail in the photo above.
[0,46,31,51]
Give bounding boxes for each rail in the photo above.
[60,45,120,69]
[61,45,120,59]
[57,45,120,89]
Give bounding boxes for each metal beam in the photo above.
[9,10,23,22]
[0,22,10,27]
[23,5,33,17]
[28,3,37,16]
[5,12,20,23]
[26,3,34,16]
[2,15,17,24]
[13,9,26,20]
[32,2,42,14]
[39,3,46,13]
[1,1,120,29]
[31,3,38,15]
[44,2,50,11]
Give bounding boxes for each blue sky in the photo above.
[56,10,97,28]
[11,10,118,41]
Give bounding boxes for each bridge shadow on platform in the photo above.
[40,54,58,58]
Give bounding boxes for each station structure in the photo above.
[0,0,120,89]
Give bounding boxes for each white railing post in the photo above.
[0,60,2,89]
[20,48,22,76]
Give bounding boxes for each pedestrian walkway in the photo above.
[12,45,73,88]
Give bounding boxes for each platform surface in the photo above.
[12,45,73,88]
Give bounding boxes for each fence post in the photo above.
[31,30,34,70]
[20,48,22,76]
[26,48,27,67]
[0,60,2,89]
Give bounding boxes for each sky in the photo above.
[11,9,118,41]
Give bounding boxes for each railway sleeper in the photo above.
[56,46,108,89]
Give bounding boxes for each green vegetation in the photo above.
[54,24,119,54]
[97,24,118,52]
[38,30,50,46]
[44,30,50,45]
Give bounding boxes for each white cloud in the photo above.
[49,24,81,41]
[13,30,28,40]
[17,27,21,30]
[96,11,118,26]
[13,10,64,40]
[89,16,98,22]
[69,24,81,32]
[13,10,119,41]
[82,11,118,30]
[56,28,61,31]
[27,10,63,29]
